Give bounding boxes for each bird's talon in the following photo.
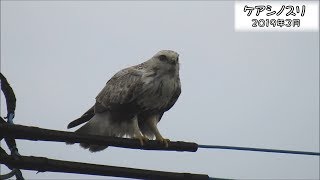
[157,137,170,148]
[135,136,148,146]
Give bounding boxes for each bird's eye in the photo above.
[158,55,168,62]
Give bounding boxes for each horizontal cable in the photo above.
[0,123,198,152]
[0,153,210,180]
[1,123,319,156]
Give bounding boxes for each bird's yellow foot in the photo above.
[156,137,170,147]
[135,135,149,146]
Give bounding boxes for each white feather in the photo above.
[75,112,141,152]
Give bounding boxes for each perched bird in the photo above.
[67,50,181,152]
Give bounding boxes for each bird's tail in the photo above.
[67,106,94,129]
[68,111,138,152]
[70,112,112,152]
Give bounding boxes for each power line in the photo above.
[0,150,210,180]
[1,123,319,156]
[1,73,24,180]
[198,144,320,156]
[0,123,198,152]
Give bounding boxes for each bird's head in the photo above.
[149,50,180,75]
[147,50,180,76]
[153,50,179,65]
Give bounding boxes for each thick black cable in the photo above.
[0,73,16,117]
[0,168,18,179]
[198,144,320,156]
[0,73,24,180]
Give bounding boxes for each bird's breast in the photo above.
[138,75,178,110]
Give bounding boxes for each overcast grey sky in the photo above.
[1,1,319,179]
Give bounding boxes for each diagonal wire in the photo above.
[0,168,19,179]
[198,144,320,156]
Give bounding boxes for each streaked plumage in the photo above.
[67,50,181,152]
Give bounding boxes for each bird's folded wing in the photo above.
[96,68,144,110]
[164,78,181,111]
